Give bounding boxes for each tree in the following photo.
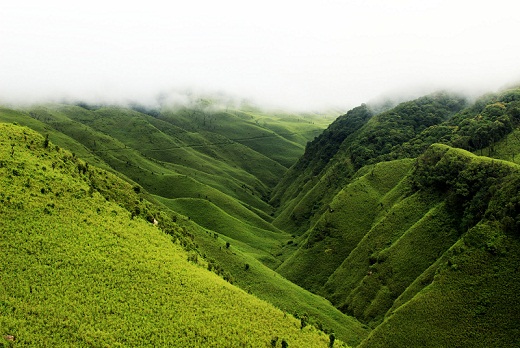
[329,333,336,348]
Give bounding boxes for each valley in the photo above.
[2,88,520,347]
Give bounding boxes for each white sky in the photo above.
[1,0,520,110]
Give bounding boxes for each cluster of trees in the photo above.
[298,104,373,175]
[349,92,466,168]
[412,145,520,232]
[349,88,520,168]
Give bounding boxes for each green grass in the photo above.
[276,159,414,293]
[171,215,369,347]
[0,106,109,170]
[0,123,345,347]
[157,197,288,268]
[359,221,520,347]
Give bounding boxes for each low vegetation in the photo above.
[272,87,520,346]
[0,123,346,347]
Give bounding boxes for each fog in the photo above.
[1,0,519,111]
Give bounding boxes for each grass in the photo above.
[276,159,414,293]
[359,221,520,347]
[171,214,369,347]
[276,136,520,346]
[156,196,288,268]
[0,123,345,347]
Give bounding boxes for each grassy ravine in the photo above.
[0,124,345,347]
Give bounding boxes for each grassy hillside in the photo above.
[356,145,520,347]
[0,103,371,346]
[164,214,370,347]
[0,102,330,266]
[0,123,346,347]
[276,159,414,293]
[276,141,520,346]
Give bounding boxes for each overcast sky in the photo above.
[1,0,520,110]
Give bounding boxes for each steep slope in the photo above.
[271,92,467,234]
[356,145,520,347]
[272,88,520,346]
[277,142,520,346]
[270,104,372,233]
[277,159,415,293]
[0,123,343,347]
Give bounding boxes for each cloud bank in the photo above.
[1,0,519,110]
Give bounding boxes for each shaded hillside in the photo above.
[0,123,345,347]
[277,143,520,346]
[357,145,520,347]
[271,104,372,212]
[272,88,520,347]
[276,159,415,293]
[271,92,466,234]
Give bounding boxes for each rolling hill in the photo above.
[271,87,520,347]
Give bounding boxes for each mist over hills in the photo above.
[2,86,520,346]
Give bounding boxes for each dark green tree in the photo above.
[329,333,336,347]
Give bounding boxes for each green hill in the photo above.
[0,123,345,347]
[271,88,520,346]
[0,102,372,346]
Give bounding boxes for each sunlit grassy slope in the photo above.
[0,102,331,276]
[160,210,369,347]
[0,103,370,345]
[0,123,345,347]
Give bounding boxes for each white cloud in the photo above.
[1,0,519,110]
